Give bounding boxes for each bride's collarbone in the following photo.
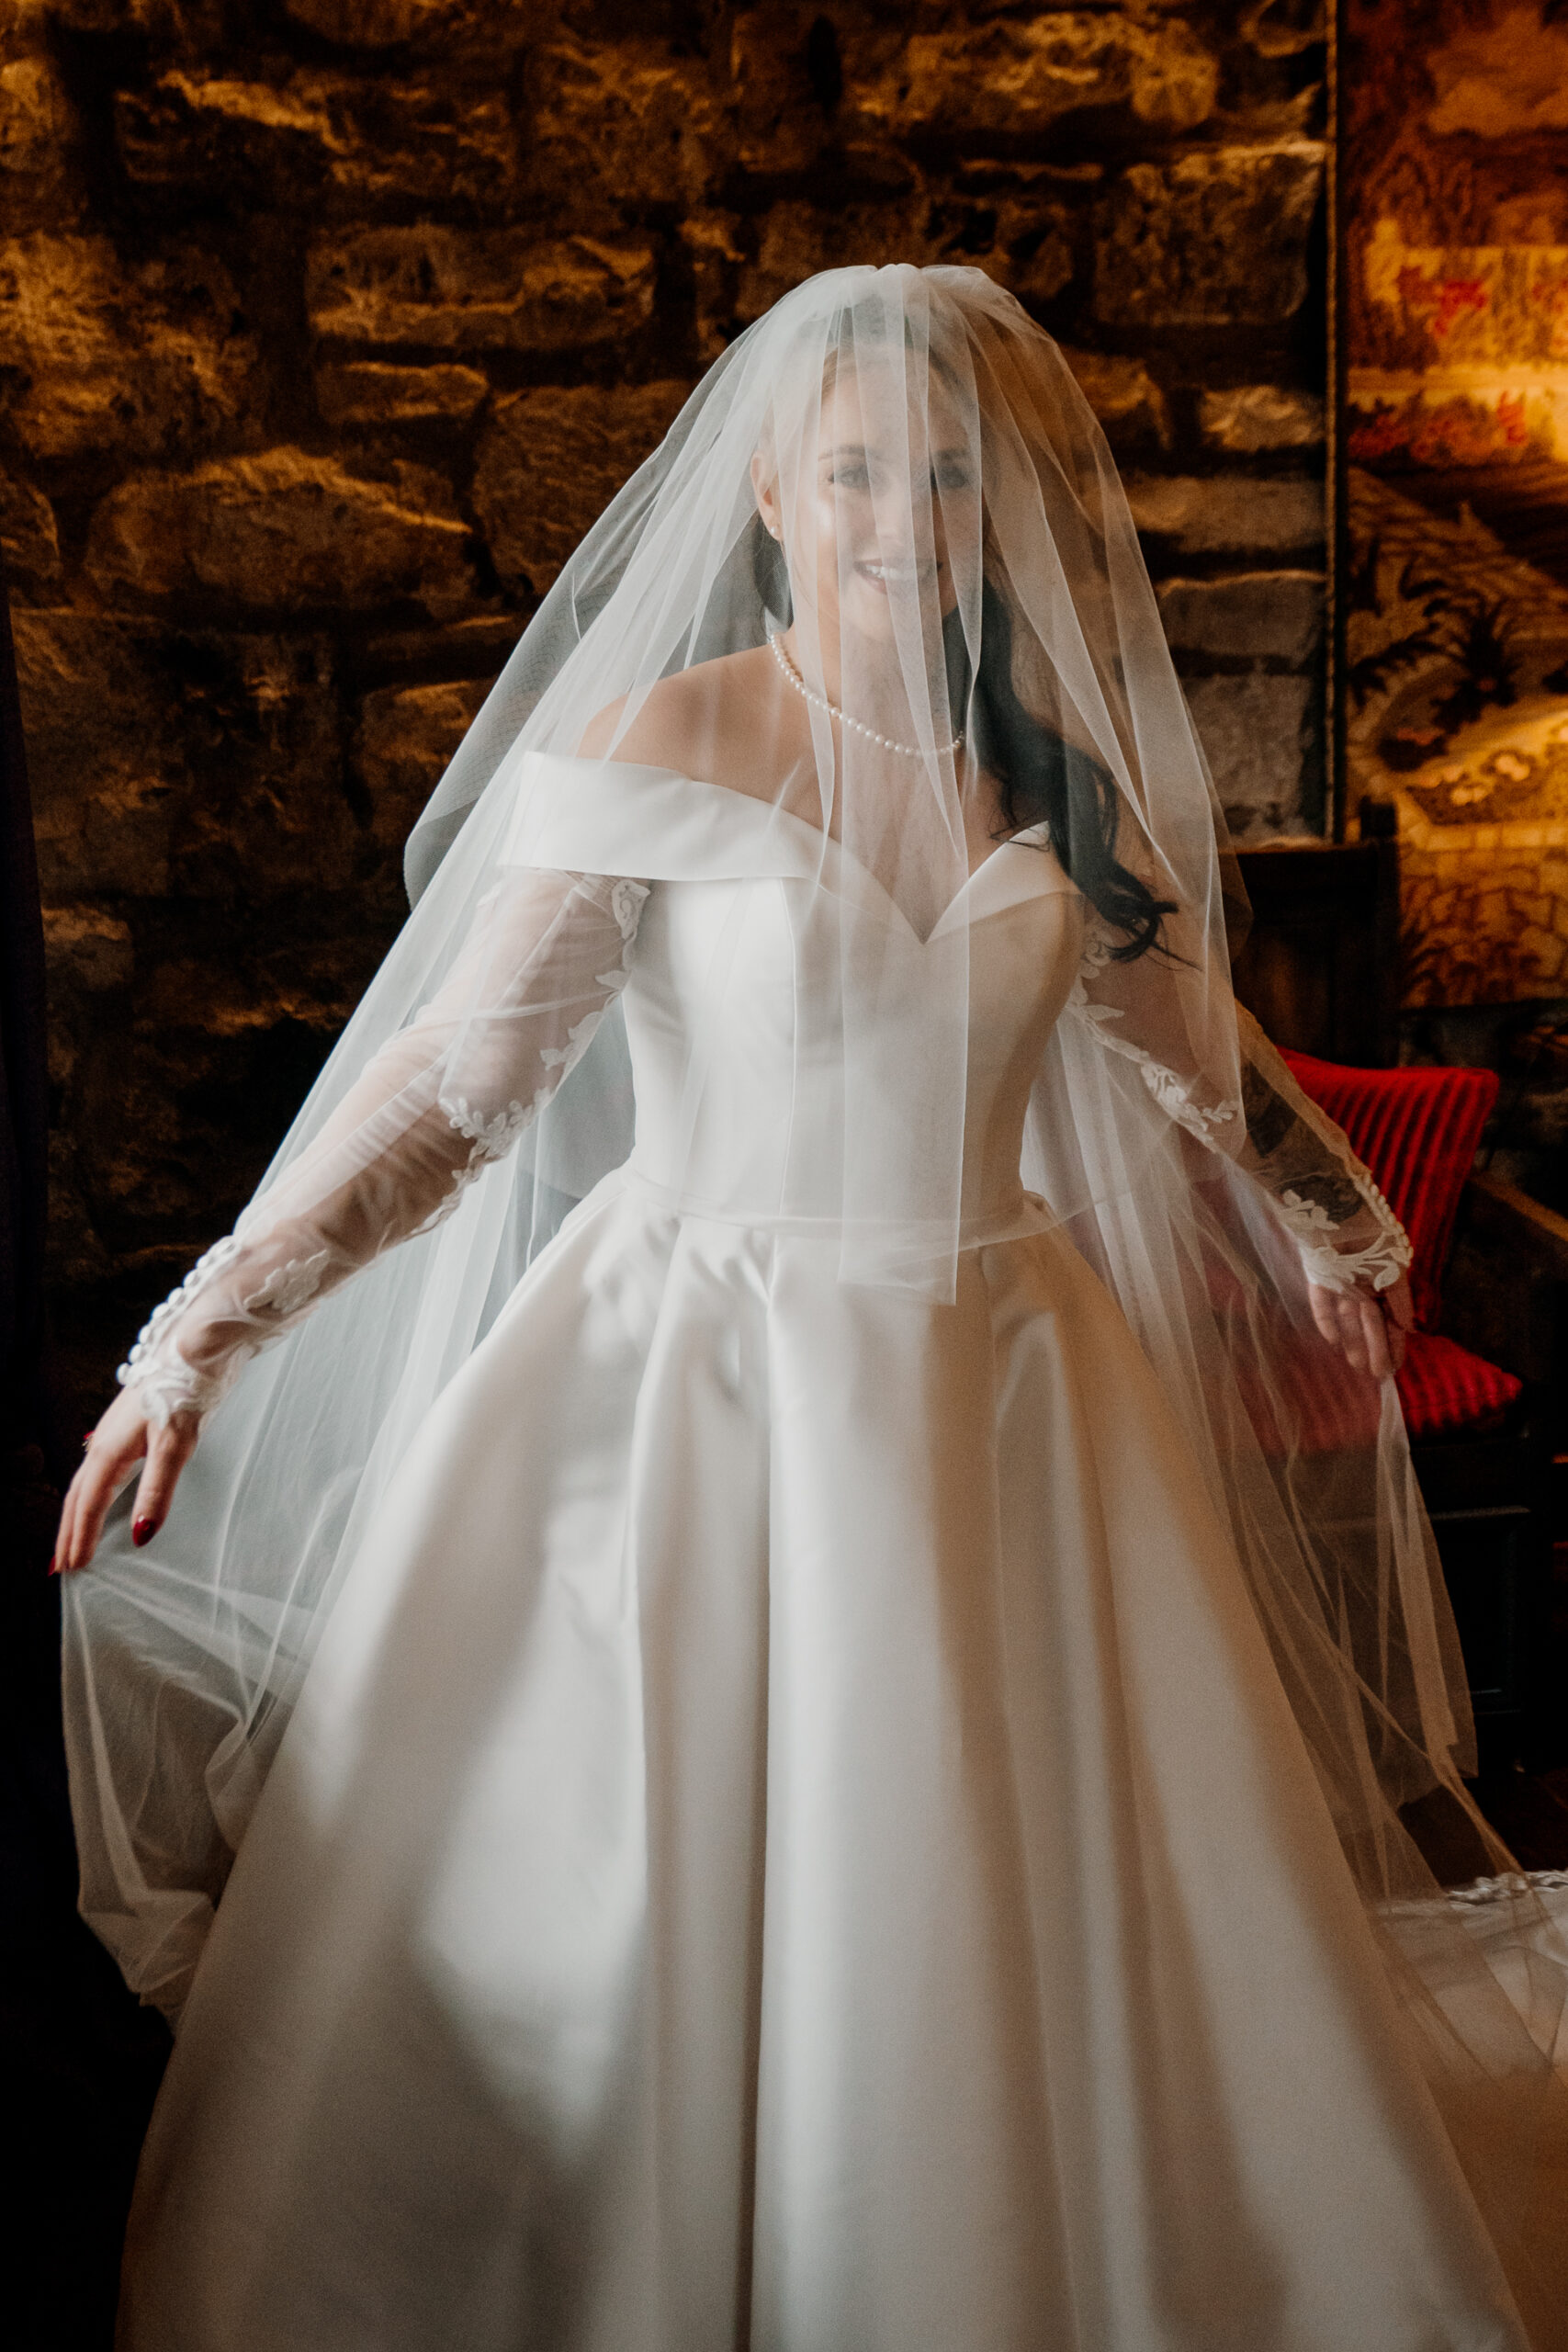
[591,652,1018,878]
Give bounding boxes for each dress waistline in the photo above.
[615,1164,1057,1252]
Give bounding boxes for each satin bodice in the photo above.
[509,755,1087,1239]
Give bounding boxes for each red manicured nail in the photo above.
[132,1517,157,1547]
[47,1555,59,1577]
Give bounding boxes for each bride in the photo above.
[53,266,1567,2348]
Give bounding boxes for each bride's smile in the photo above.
[751,357,971,707]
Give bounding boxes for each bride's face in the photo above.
[753,358,976,662]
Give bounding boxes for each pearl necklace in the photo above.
[769,633,964,760]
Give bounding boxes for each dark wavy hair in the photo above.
[951,584,1176,963]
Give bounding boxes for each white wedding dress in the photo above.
[101,755,1531,2350]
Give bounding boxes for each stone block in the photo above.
[283,0,444,38]
[1094,144,1323,327]
[525,38,717,212]
[1523,926,1566,984]
[1124,473,1325,557]
[130,935,378,1070]
[474,382,693,596]
[47,978,349,1290]
[41,905,135,994]
[14,610,170,829]
[1061,349,1170,452]
[852,16,1218,140]
[979,198,1077,306]
[0,45,83,231]
[734,197,1072,329]
[316,361,489,429]
[116,68,515,209]
[0,469,61,588]
[358,677,492,853]
[331,76,513,207]
[729,2,867,175]
[45,0,223,29]
[1242,0,1326,59]
[307,229,656,353]
[0,234,259,462]
[735,202,931,325]
[43,778,175,900]
[1156,572,1324,664]
[158,632,355,899]
[1184,673,1314,834]
[115,72,340,193]
[1199,386,1325,453]
[17,611,355,899]
[282,0,525,45]
[362,613,521,672]
[682,209,750,362]
[85,449,475,618]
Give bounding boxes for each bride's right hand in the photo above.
[52,1385,201,1575]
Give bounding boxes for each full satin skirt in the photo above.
[118,1171,1528,2350]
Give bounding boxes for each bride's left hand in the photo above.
[1307,1268,1414,1378]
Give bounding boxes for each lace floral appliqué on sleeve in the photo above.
[1064,915,1411,1297]
[118,869,649,1426]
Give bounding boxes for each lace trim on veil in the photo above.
[1063,920,1412,1297]
[118,876,650,1428]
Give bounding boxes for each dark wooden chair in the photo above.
[1231,803,1401,1070]
[1233,814,1562,1770]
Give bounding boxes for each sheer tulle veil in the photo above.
[62,264,1568,2309]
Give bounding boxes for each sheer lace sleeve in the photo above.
[1065,915,1413,1297]
[119,868,649,1426]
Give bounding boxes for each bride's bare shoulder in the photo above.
[576,648,782,775]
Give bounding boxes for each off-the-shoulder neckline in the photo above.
[516,749,1069,944]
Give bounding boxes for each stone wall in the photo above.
[0,0,1327,1363]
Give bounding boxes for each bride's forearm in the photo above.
[118,867,649,1425]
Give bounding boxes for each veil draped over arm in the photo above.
[120,870,647,1427]
[61,265,1565,2302]
[1067,924,1411,1297]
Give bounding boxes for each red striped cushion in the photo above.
[1205,1309,1520,1457]
[1394,1329,1522,1440]
[1278,1052,1498,1331]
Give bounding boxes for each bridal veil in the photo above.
[62,265,1567,2309]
